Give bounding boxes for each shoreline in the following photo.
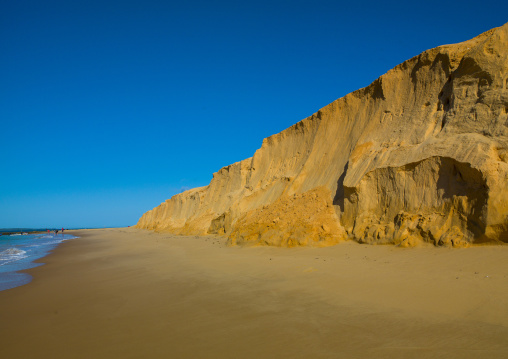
[0,231,81,292]
[1,228,508,358]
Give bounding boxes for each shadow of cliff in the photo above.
[333,161,349,213]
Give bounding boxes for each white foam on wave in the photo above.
[0,248,28,266]
[26,239,63,247]
[26,235,76,247]
[1,248,26,255]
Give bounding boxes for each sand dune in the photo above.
[1,228,507,358]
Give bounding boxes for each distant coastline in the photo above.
[0,227,130,236]
[0,229,57,236]
[0,228,70,236]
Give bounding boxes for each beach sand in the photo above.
[1,228,507,358]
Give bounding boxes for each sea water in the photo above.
[0,231,78,291]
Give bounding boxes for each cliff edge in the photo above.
[136,23,508,247]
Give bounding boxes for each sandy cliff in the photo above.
[137,23,508,247]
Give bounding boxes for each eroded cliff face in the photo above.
[136,23,508,247]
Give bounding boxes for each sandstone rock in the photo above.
[136,23,508,246]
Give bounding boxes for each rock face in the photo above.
[136,23,508,247]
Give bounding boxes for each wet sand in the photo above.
[1,227,508,358]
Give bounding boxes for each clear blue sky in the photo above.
[1,0,506,228]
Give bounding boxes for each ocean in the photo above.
[0,230,78,291]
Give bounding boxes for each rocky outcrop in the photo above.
[136,23,508,247]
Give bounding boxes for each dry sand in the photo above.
[1,228,508,358]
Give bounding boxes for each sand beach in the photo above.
[3,3,508,358]
[1,228,507,358]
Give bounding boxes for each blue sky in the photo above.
[1,0,506,228]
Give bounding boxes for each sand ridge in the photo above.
[1,228,508,358]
